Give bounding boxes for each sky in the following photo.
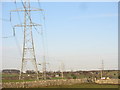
[1,2,118,71]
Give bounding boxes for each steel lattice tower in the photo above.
[10,1,42,80]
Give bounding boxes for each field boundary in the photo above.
[2,79,87,88]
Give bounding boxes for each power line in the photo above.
[10,11,22,56]
[13,0,24,36]
[37,0,50,79]
[5,1,23,57]
[37,0,45,19]
[37,0,49,62]
[1,14,15,38]
[21,0,40,34]
[13,37,22,57]
[1,36,13,38]
[0,17,14,38]
[2,6,22,56]
[14,0,23,25]
[0,18,10,22]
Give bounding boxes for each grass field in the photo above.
[2,79,119,88]
[38,83,119,88]
[2,72,119,88]
[2,79,36,83]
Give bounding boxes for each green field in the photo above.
[38,83,118,88]
[2,71,119,88]
[2,79,37,83]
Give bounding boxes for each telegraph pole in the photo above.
[10,1,43,80]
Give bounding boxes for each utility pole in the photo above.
[10,1,43,80]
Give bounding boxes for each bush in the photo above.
[118,75,120,79]
[72,76,77,79]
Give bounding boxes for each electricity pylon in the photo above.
[42,56,47,80]
[42,56,48,80]
[10,1,43,80]
[61,61,65,79]
[101,60,104,79]
[38,56,48,80]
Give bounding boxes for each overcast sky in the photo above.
[1,2,118,71]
